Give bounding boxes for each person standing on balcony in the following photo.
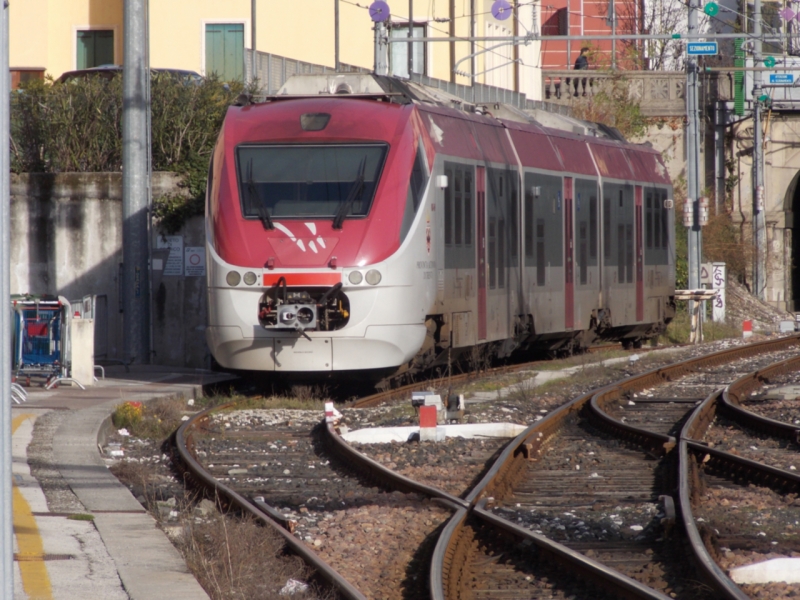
[573,47,589,96]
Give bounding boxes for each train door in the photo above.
[477,166,487,340]
[635,185,644,321]
[564,177,574,329]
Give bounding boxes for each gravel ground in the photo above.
[23,334,800,599]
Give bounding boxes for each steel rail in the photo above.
[721,353,800,443]
[430,334,800,599]
[679,390,750,600]
[463,334,800,508]
[352,344,666,409]
[173,401,368,600]
[323,421,469,508]
[678,353,800,599]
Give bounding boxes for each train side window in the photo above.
[488,218,497,289]
[653,192,661,249]
[646,193,653,249]
[603,196,611,259]
[510,186,518,260]
[524,190,534,258]
[626,224,634,283]
[464,171,473,246]
[661,190,669,249]
[444,168,453,245]
[455,171,463,245]
[579,222,588,285]
[498,219,506,288]
[536,218,545,286]
[619,190,623,208]
[589,195,597,260]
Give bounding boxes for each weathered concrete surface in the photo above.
[11,172,208,368]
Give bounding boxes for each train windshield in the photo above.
[236,144,388,222]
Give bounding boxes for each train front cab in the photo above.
[205,96,440,376]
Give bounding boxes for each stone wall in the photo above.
[11,172,209,368]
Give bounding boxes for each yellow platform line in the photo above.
[12,413,54,600]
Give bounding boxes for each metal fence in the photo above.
[245,49,571,117]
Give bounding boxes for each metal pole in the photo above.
[251,0,257,83]
[408,0,414,78]
[687,0,702,296]
[374,21,389,75]
[123,0,151,364]
[335,0,340,72]
[0,0,11,596]
[753,0,767,299]
[611,0,616,70]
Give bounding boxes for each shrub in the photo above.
[11,74,253,232]
[113,401,143,430]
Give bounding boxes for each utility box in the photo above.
[70,318,95,386]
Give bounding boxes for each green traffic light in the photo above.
[704,2,719,16]
[764,56,776,68]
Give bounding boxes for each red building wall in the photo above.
[541,0,644,70]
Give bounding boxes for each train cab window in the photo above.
[401,143,430,242]
[660,190,669,249]
[235,143,388,222]
[646,193,654,249]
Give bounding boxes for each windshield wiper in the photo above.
[246,159,273,230]
[332,158,367,230]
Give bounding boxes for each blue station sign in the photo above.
[769,73,795,85]
[687,42,718,56]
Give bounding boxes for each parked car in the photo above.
[56,65,203,85]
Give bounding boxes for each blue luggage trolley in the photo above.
[12,294,83,389]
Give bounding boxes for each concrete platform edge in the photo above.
[53,391,211,600]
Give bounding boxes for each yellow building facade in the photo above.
[10,0,541,99]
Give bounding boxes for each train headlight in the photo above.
[365,270,382,285]
[348,271,363,284]
[226,271,241,286]
[243,271,257,285]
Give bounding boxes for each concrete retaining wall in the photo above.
[11,172,209,368]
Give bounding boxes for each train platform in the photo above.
[10,365,234,600]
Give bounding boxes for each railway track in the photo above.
[172,335,800,599]
[433,334,800,600]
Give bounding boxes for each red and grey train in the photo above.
[205,74,675,379]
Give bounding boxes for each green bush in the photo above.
[11,74,252,232]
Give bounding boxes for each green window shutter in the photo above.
[205,24,243,81]
[94,31,114,66]
[76,30,114,69]
[734,37,744,116]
